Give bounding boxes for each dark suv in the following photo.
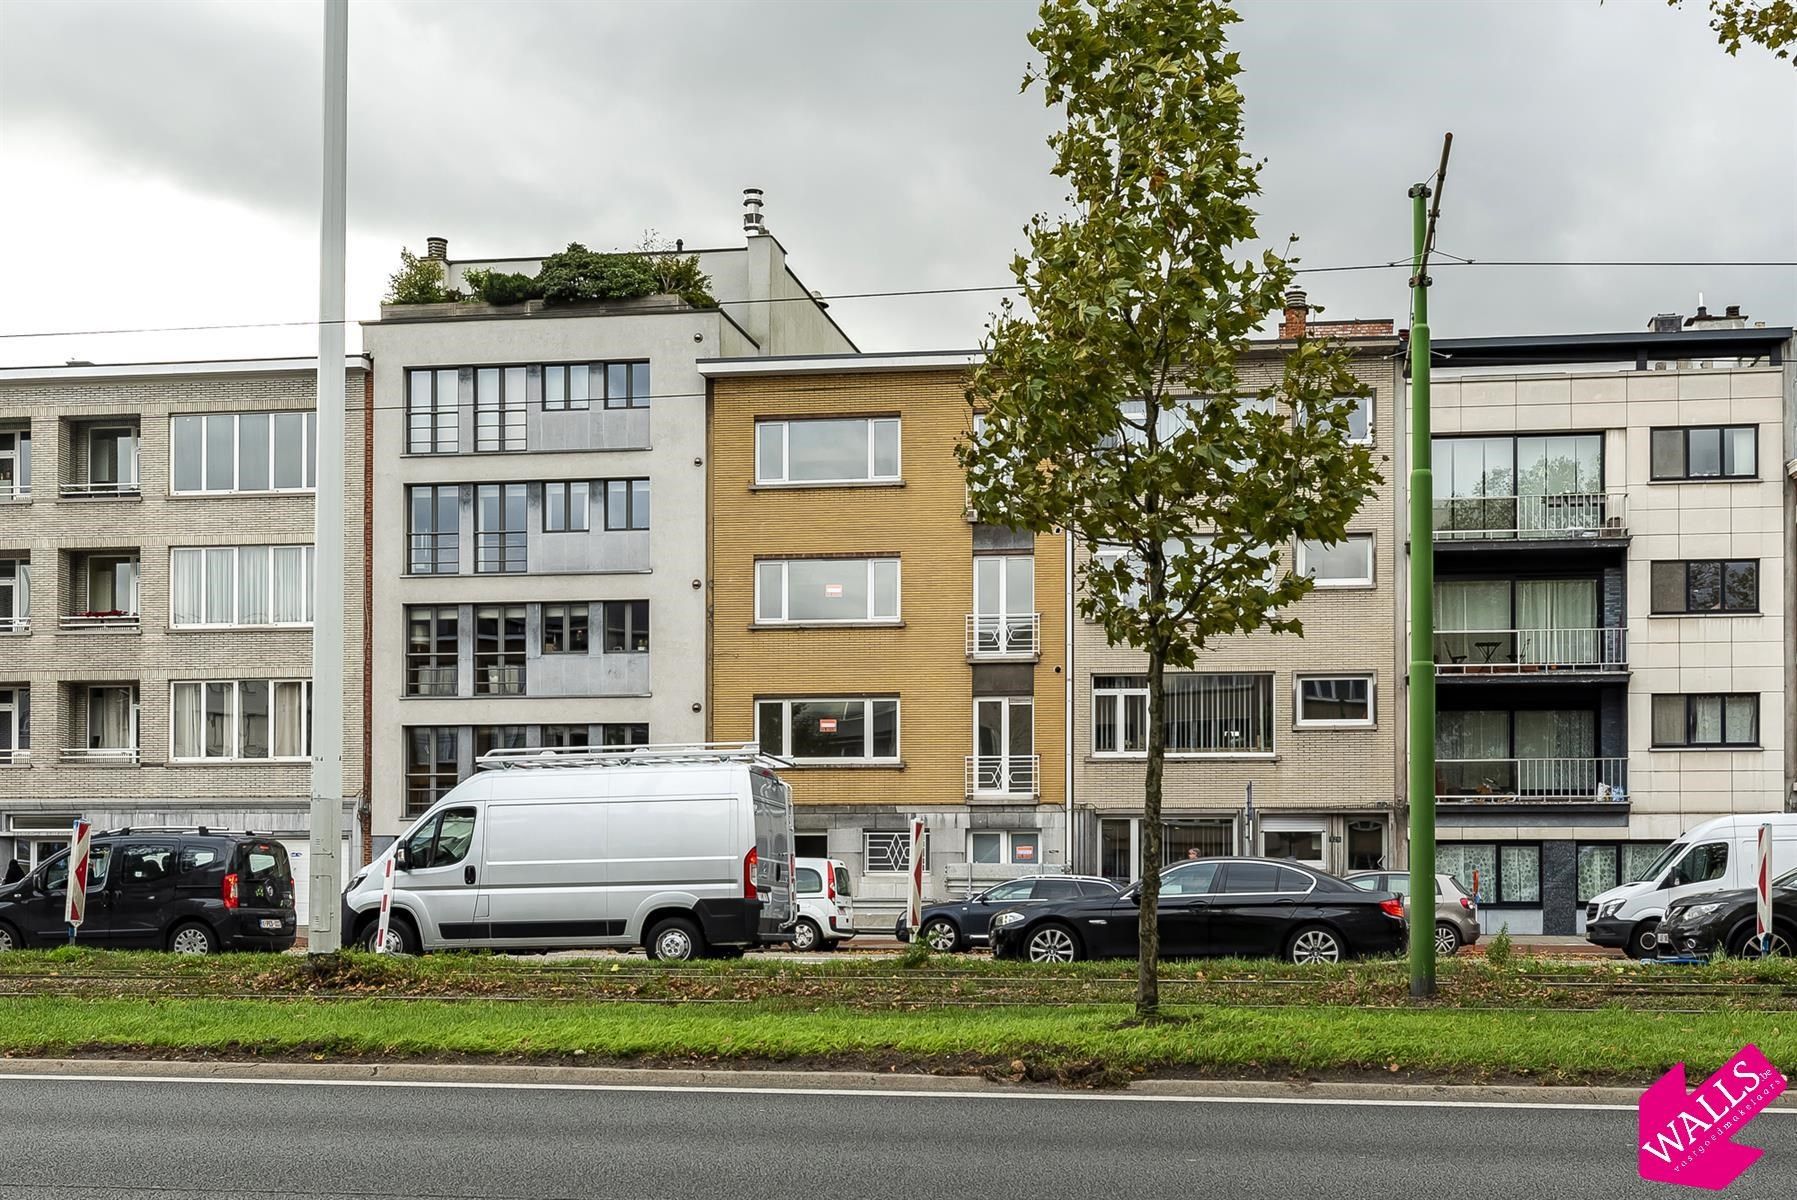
[0,829,297,954]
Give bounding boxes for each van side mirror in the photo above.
[1125,886,1141,905]
[394,843,412,872]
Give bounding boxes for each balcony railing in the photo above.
[1433,492,1628,541]
[966,613,1041,659]
[0,616,28,635]
[59,481,141,499]
[0,485,28,502]
[1436,756,1627,804]
[965,753,1040,797]
[1435,627,1627,674]
[59,747,140,765]
[0,748,30,765]
[59,612,141,631]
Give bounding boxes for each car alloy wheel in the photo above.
[922,919,959,953]
[1434,922,1461,956]
[1289,927,1342,964]
[0,927,14,952]
[1026,926,1077,963]
[1740,932,1792,958]
[170,925,215,955]
[791,919,821,952]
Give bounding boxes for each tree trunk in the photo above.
[1137,641,1167,1019]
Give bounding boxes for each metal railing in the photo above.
[1433,492,1628,541]
[1435,627,1627,674]
[477,742,792,772]
[0,749,29,765]
[59,747,140,764]
[0,616,28,635]
[965,753,1040,797]
[59,613,141,631]
[407,533,459,575]
[1436,756,1628,803]
[966,612,1041,658]
[58,481,141,499]
[0,486,28,502]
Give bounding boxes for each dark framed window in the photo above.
[406,368,459,454]
[600,723,649,747]
[407,485,460,575]
[544,482,589,533]
[542,604,589,654]
[605,361,651,409]
[1649,560,1758,614]
[404,727,461,818]
[1651,693,1759,748]
[1436,842,1541,907]
[603,479,650,530]
[544,724,589,748]
[1649,425,1757,481]
[405,606,459,696]
[474,606,527,695]
[601,600,649,652]
[543,361,650,411]
[475,726,528,758]
[474,366,527,452]
[543,364,592,413]
[475,483,527,573]
[1576,841,1672,902]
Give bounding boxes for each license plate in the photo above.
[260,919,283,931]
[1656,931,1670,944]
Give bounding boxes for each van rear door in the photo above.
[750,769,795,936]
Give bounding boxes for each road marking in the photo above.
[2,1071,1793,1113]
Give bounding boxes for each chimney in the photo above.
[1280,288,1309,340]
[1649,313,1683,334]
[1685,304,1748,329]
[742,188,766,237]
[425,236,448,261]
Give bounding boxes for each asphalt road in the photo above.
[0,1073,1792,1200]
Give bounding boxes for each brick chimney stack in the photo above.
[1281,288,1309,340]
[425,236,448,261]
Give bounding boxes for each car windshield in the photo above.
[1633,841,1686,884]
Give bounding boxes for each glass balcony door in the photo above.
[973,555,1034,654]
[974,697,1033,793]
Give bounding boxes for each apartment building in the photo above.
[701,353,1068,912]
[1069,295,1405,881]
[0,357,368,924]
[363,195,855,842]
[1411,309,1794,935]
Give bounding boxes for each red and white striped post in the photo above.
[1756,823,1773,956]
[906,817,926,937]
[64,819,92,946]
[373,852,396,954]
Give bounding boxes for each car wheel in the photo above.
[1625,921,1660,960]
[168,922,218,956]
[1287,925,1343,964]
[645,916,704,962]
[921,918,961,953]
[360,915,419,955]
[1434,922,1462,957]
[1729,926,1793,958]
[790,919,822,952]
[0,922,19,952]
[1025,923,1080,963]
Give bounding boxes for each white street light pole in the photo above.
[308,0,349,954]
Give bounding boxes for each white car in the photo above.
[790,857,854,951]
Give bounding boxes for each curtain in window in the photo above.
[204,548,235,625]
[171,683,201,758]
[1622,843,1668,883]
[1501,845,1542,903]
[272,547,307,624]
[1437,843,1499,905]
[1433,580,1511,665]
[90,688,132,749]
[171,550,203,626]
[1515,579,1597,665]
[273,681,305,758]
[1576,845,1619,903]
[237,547,270,625]
[1514,710,1594,794]
[1436,711,1510,795]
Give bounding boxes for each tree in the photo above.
[385,247,456,304]
[960,0,1380,1018]
[1671,0,1796,64]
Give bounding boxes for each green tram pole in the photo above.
[1408,134,1452,1000]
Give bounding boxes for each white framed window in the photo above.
[754,558,900,624]
[1344,395,1372,444]
[864,830,926,873]
[1294,674,1375,728]
[970,830,1040,867]
[0,685,29,761]
[1092,675,1149,754]
[170,412,315,495]
[1297,534,1373,587]
[170,546,314,628]
[1091,672,1275,755]
[170,679,310,761]
[755,417,901,485]
[756,697,900,762]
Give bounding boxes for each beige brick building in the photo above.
[0,358,368,924]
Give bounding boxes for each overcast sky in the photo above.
[1,0,1792,367]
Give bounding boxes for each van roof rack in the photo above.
[475,742,794,772]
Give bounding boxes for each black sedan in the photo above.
[1656,870,1797,958]
[988,857,1407,963]
[894,875,1121,952]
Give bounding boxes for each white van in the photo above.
[791,857,854,951]
[1585,814,1797,958]
[341,745,796,960]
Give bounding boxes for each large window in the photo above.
[408,485,460,575]
[1649,560,1758,614]
[407,368,460,454]
[171,412,315,494]
[0,429,29,498]
[544,482,590,532]
[1434,577,1602,667]
[1296,535,1373,587]
[0,685,28,762]
[544,361,650,411]
[405,727,460,817]
[170,680,309,761]
[1650,425,1756,481]
[406,607,460,696]
[88,427,139,491]
[84,555,139,616]
[755,558,900,624]
[474,366,527,452]
[85,685,138,752]
[603,479,650,530]
[1092,673,1274,755]
[0,558,30,630]
[755,417,901,485]
[1437,842,1541,907]
[476,726,528,757]
[601,600,650,652]
[1436,707,1601,797]
[1651,694,1759,748]
[1576,842,1671,903]
[1294,675,1374,727]
[1432,433,1605,536]
[864,830,924,873]
[973,554,1034,653]
[171,546,313,627]
[474,606,527,695]
[475,484,528,573]
[542,604,589,654]
[756,698,899,762]
[601,723,649,747]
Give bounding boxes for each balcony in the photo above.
[1435,628,1627,676]
[59,612,140,632]
[59,747,140,765]
[966,613,1041,660]
[1433,492,1627,542]
[59,481,141,500]
[1436,757,1628,806]
[966,753,1040,798]
[60,420,140,500]
[0,749,28,766]
[0,616,27,635]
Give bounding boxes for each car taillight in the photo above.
[222,873,240,910]
[743,848,758,900]
[1460,896,1475,911]
[1379,897,1405,920]
[826,866,836,901]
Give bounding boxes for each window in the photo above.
[1651,693,1759,748]
[601,600,649,653]
[1577,842,1671,903]
[1436,843,1540,906]
[1092,675,1148,754]
[403,807,478,869]
[605,361,650,409]
[1668,841,1730,887]
[85,555,139,615]
[543,364,590,412]
[1650,560,1758,614]
[544,482,590,532]
[1297,535,1373,587]
[973,697,1034,794]
[406,607,460,696]
[864,830,924,873]
[1262,830,1323,863]
[1295,675,1373,727]
[171,412,314,494]
[1344,395,1372,444]
[544,361,650,411]
[1161,861,1220,896]
[603,479,650,530]
[474,366,527,452]
[544,724,589,748]
[170,680,309,760]
[542,604,589,654]
[973,554,1034,652]
[1651,425,1756,481]
[755,417,901,485]
[1091,673,1274,755]
[600,722,649,747]
[755,558,900,624]
[0,686,29,761]
[407,369,460,454]
[476,726,528,757]
[474,606,527,695]
[86,685,137,751]
[89,427,138,490]
[0,429,29,498]
[970,831,1039,867]
[408,485,460,575]
[171,546,314,627]
[475,484,527,573]
[1432,433,1606,536]
[1,558,30,630]
[405,727,461,817]
[757,698,899,762]
[796,866,824,894]
[1217,861,1283,893]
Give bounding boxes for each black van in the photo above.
[0,829,297,953]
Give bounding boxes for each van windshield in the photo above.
[1633,841,1686,884]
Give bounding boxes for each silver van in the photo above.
[341,744,795,960]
